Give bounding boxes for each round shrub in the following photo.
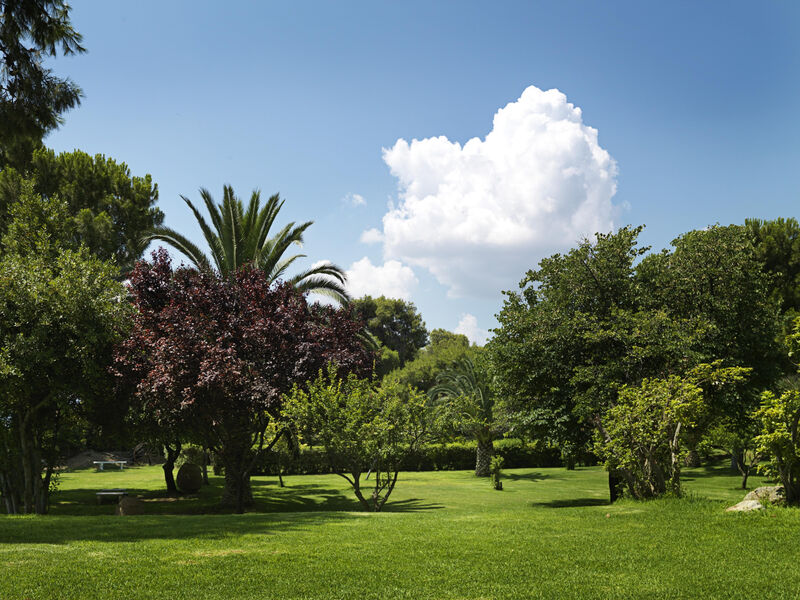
[176,462,203,493]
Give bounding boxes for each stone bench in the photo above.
[96,489,128,504]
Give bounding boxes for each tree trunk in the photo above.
[219,442,254,513]
[475,439,494,477]
[201,450,210,485]
[609,470,620,503]
[162,442,181,494]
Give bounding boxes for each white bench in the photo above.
[96,489,128,504]
[93,460,127,471]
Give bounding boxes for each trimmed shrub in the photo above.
[176,463,203,493]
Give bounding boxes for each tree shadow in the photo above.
[530,497,610,508]
[505,471,558,483]
[382,498,445,512]
[0,510,357,545]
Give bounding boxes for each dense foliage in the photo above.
[144,185,348,302]
[113,250,371,513]
[284,366,428,511]
[598,363,748,499]
[0,148,163,272]
[755,388,800,504]
[490,224,781,499]
[0,0,84,169]
[0,187,131,514]
[385,329,472,392]
[350,295,429,366]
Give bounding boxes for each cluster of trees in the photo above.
[5,0,800,516]
[488,222,800,501]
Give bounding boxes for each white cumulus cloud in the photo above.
[377,85,619,297]
[454,313,490,346]
[345,257,418,300]
[343,193,366,207]
[359,228,384,244]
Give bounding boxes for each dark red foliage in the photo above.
[114,249,373,433]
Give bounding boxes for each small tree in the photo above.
[429,356,502,477]
[703,417,762,489]
[284,367,428,512]
[754,389,800,504]
[598,363,749,499]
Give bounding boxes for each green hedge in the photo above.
[251,438,561,476]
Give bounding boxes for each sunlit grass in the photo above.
[0,463,796,599]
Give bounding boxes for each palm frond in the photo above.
[141,226,214,272]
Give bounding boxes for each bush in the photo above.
[490,456,504,490]
[251,438,560,476]
[176,463,203,493]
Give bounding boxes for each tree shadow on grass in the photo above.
[505,471,559,483]
[255,483,444,513]
[530,497,610,508]
[0,509,358,545]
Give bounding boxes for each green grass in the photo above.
[1,463,797,599]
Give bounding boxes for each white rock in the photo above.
[725,499,765,512]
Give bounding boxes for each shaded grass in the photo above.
[0,463,797,599]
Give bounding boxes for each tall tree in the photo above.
[114,250,372,513]
[350,295,429,366]
[143,185,348,303]
[490,224,782,499]
[0,148,163,272]
[0,184,131,514]
[0,0,84,170]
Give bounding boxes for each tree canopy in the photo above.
[350,295,429,366]
[0,0,84,170]
[0,148,163,271]
[0,185,131,514]
[114,249,372,513]
[144,185,348,302]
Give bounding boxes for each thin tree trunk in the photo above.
[201,449,210,485]
[162,441,181,494]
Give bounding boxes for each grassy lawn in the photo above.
[0,462,797,599]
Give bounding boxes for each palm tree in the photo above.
[429,356,500,477]
[143,185,348,303]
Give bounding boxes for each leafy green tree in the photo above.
[144,185,348,302]
[703,416,762,489]
[0,185,131,514]
[755,389,800,504]
[745,217,800,319]
[385,330,472,393]
[0,0,84,170]
[350,295,429,365]
[491,224,782,489]
[429,355,503,477]
[284,366,429,512]
[489,227,691,468]
[598,363,748,499]
[0,148,163,272]
[429,328,469,348]
[638,225,782,464]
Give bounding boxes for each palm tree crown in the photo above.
[143,185,349,303]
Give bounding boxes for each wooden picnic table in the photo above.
[93,460,128,471]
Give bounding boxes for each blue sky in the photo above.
[46,1,800,343]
